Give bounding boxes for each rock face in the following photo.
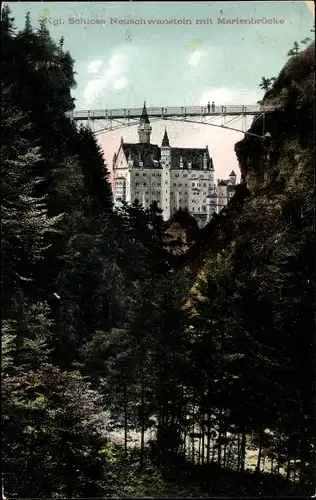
[235,42,315,196]
[179,42,315,270]
[164,209,200,255]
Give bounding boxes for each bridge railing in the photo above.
[67,104,282,121]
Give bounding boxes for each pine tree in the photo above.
[287,41,300,56]
[2,363,108,497]
[76,126,113,214]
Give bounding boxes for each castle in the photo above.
[113,102,237,227]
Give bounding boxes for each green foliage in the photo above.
[2,365,107,497]
[259,76,276,92]
[287,41,300,56]
[1,7,314,498]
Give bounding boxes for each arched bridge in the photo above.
[66,104,281,138]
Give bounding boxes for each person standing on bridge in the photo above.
[207,102,211,114]
[211,101,215,113]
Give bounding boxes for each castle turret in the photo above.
[138,101,152,144]
[160,127,171,167]
[160,127,171,220]
[162,127,170,147]
[229,170,237,185]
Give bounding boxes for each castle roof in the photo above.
[170,147,213,170]
[217,180,236,191]
[122,142,161,168]
[119,142,214,170]
[139,101,150,124]
[229,170,236,176]
[162,128,170,147]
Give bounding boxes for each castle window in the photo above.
[143,183,147,186]
[173,183,176,187]
[203,183,206,186]
[192,183,195,187]
[143,172,147,176]
[198,207,200,211]
[202,205,206,211]
[146,199,149,203]
[184,192,188,196]
[203,192,207,195]
[136,182,139,186]
[175,173,179,177]
[185,184,187,187]
[152,173,155,176]
[135,172,139,176]
[183,174,187,178]
[157,183,161,186]
[171,191,174,195]
[165,181,168,185]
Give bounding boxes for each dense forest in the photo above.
[1,7,315,498]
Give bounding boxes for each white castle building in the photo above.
[113,102,237,227]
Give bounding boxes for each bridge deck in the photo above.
[68,104,277,121]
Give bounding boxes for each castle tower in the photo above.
[161,127,171,220]
[138,101,152,144]
[161,127,170,148]
[229,170,237,185]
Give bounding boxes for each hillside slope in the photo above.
[179,42,315,272]
[172,42,315,489]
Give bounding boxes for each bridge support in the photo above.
[69,105,270,139]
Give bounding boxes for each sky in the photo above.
[5,1,314,181]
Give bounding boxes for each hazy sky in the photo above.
[5,1,314,180]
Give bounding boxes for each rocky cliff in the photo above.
[236,41,314,195]
[178,42,315,271]
[177,46,315,486]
